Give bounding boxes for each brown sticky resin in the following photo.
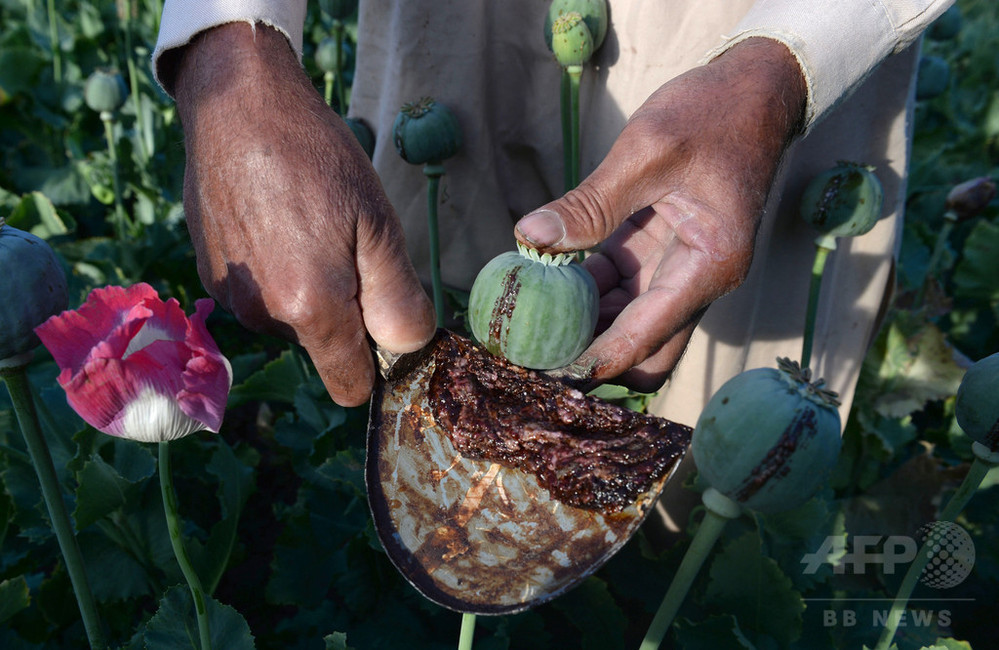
[428,335,691,513]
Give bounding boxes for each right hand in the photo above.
[170,22,435,406]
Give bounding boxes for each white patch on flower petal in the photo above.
[123,322,175,359]
[111,386,212,442]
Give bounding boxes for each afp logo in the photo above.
[800,521,975,588]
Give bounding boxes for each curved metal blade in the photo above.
[365,330,690,615]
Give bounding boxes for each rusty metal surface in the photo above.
[365,330,688,615]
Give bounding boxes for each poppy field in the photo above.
[2,1,999,649]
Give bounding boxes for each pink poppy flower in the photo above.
[34,283,232,442]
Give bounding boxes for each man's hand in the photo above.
[171,22,435,406]
[517,38,807,392]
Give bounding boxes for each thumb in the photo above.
[515,150,660,254]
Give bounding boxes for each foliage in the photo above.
[1,0,997,649]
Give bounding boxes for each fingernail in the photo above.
[517,209,566,247]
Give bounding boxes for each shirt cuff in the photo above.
[152,0,307,96]
[702,0,953,131]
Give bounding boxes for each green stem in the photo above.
[102,113,130,242]
[46,0,61,83]
[873,445,997,650]
[801,237,835,370]
[123,0,151,162]
[915,211,956,310]
[567,65,582,192]
[159,442,212,650]
[1,365,106,649]
[458,613,476,650]
[640,488,741,650]
[333,20,346,114]
[152,0,162,33]
[324,71,334,107]
[560,68,572,194]
[424,164,446,327]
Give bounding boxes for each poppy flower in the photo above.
[35,283,232,442]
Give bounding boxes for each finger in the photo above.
[613,319,700,393]
[299,303,376,408]
[355,202,436,354]
[514,113,682,254]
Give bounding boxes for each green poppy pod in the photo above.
[468,242,599,370]
[0,219,69,362]
[544,0,608,53]
[84,70,128,115]
[927,5,962,41]
[800,162,884,238]
[392,97,462,165]
[551,12,595,68]
[916,55,950,100]
[691,358,842,514]
[315,37,340,73]
[345,117,375,159]
[955,352,999,452]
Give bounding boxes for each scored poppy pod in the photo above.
[35,283,232,442]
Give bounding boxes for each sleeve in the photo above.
[151,0,308,96]
[702,0,955,132]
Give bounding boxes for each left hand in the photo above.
[516,38,807,392]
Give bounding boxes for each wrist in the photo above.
[169,22,300,113]
[711,37,807,144]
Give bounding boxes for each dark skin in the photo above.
[168,22,805,406]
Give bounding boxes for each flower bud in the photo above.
[392,97,462,165]
[84,70,128,115]
[945,176,996,222]
[551,12,594,68]
[0,218,69,363]
[800,161,884,238]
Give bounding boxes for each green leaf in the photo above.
[72,441,154,530]
[73,454,130,530]
[1,458,50,543]
[77,528,154,601]
[228,349,308,407]
[704,531,804,648]
[871,319,966,418]
[144,585,255,650]
[953,219,999,301]
[0,47,45,100]
[551,576,627,650]
[10,162,92,207]
[673,615,755,650]
[0,576,30,624]
[5,191,73,239]
[925,638,973,650]
[324,632,355,650]
[187,440,256,595]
